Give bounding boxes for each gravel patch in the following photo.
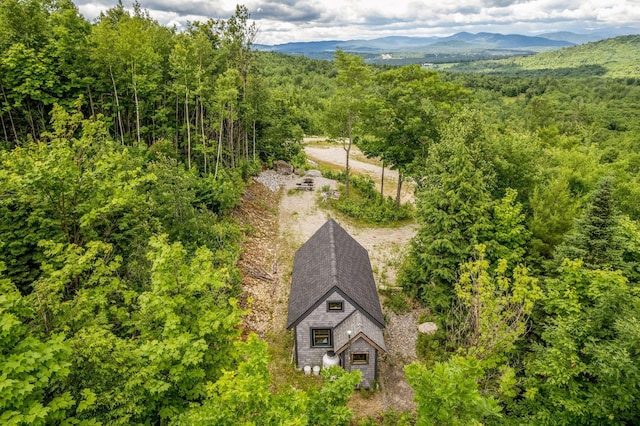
[384,310,419,361]
[245,166,420,418]
[253,170,293,192]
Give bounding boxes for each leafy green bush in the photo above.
[239,159,262,180]
[196,169,245,215]
[290,150,308,170]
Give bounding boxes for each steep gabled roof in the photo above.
[286,219,385,329]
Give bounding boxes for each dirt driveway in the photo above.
[304,142,415,204]
[237,153,421,420]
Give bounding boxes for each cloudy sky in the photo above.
[76,0,640,45]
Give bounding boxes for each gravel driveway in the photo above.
[251,168,420,418]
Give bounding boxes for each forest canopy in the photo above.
[2,0,640,424]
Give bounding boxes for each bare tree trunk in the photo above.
[133,85,140,146]
[1,84,18,142]
[380,159,385,201]
[133,75,141,146]
[185,90,191,169]
[37,103,47,133]
[252,120,256,161]
[215,113,223,179]
[201,100,207,174]
[0,113,8,142]
[244,125,249,160]
[175,93,179,147]
[87,84,96,119]
[229,113,235,168]
[395,172,403,208]
[110,67,125,145]
[26,102,36,140]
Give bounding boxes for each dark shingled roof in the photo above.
[286,219,385,329]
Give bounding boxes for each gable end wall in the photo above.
[295,290,355,369]
[343,338,378,389]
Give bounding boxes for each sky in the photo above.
[76,0,640,45]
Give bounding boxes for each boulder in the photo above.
[274,160,293,175]
[418,322,438,335]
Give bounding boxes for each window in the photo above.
[351,352,369,365]
[312,329,332,347]
[327,301,343,311]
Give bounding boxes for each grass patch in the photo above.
[266,330,325,394]
[382,291,412,315]
[351,151,383,167]
[358,409,416,426]
[287,188,305,196]
[319,170,414,225]
[304,138,339,148]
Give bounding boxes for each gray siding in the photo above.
[295,290,355,369]
[342,338,377,389]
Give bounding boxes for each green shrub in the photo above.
[383,291,412,314]
[321,173,414,224]
[358,410,415,426]
[196,169,245,215]
[332,197,413,224]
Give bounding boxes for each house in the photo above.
[286,219,386,388]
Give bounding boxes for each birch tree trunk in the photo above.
[201,100,207,174]
[1,84,18,142]
[185,90,191,169]
[252,120,256,161]
[215,113,223,179]
[132,73,141,146]
[110,67,125,145]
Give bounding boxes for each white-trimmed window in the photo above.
[312,329,332,347]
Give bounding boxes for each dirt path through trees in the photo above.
[304,143,416,204]
[236,163,420,420]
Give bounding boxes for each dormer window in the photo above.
[327,301,344,312]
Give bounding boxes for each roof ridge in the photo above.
[329,220,338,287]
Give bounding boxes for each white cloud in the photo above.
[75,0,640,44]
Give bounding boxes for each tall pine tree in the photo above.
[400,109,494,310]
[554,176,622,269]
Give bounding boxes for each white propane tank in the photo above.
[322,350,340,369]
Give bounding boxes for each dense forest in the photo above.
[2,0,640,425]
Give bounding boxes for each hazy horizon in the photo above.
[75,0,640,45]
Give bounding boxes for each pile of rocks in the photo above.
[253,170,292,192]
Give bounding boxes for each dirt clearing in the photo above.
[236,163,421,421]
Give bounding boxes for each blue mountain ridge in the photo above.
[254,31,575,54]
[254,30,640,64]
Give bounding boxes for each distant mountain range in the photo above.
[254,29,639,64]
